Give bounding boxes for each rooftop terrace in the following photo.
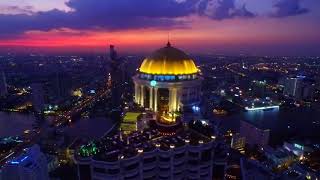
[76,120,214,162]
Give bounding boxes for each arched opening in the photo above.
[158,88,169,114]
[143,86,150,108]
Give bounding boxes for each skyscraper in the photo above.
[283,76,315,101]
[31,83,46,113]
[55,71,72,99]
[251,80,267,98]
[109,45,123,109]
[1,145,48,180]
[0,69,8,97]
[240,120,270,148]
[75,121,216,180]
[75,43,214,180]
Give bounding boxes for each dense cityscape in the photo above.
[0,0,320,180]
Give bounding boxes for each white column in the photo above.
[176,88,180,111]
[169,89,172,112]
[169,88,177,112]
[140,85,144,107]
[149,87,153,110]
[171,88,177,112]
[154,88,158,112]
[134,83,139,104]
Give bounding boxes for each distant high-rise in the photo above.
[0,70,8,97]
[283,76,315,101]
[240,120,270,148]
[31,83,46,113]
[109,45,123,109]
[1,145,48,180]
[251,80,267,98]
[55,71,72,99]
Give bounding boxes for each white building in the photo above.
[75,128,216,180]
[1,145,48,180]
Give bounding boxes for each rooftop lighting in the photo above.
[138,149,144,153]
[245,105,279,111]
[150,80,157,87]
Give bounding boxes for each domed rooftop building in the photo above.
[133,42,202,122]
[139,42,198,75]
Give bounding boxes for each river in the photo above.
[0,112,34,137]
[214,107,320,145]
[0,112,116,139]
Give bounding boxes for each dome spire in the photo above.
[166,41,171,47]
[166,32,171,47]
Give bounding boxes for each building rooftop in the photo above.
[139,43,199,75]
[76,121,214,162]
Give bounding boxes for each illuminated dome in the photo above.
[139,42,198,75]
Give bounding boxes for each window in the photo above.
[188,169,198,173]
[108,168,119,175]
[174,171,183,176]
[93,167,105,174]
[125,162,139,171]
[124,173,139,180]
[189,152,198,157]
[143,157,156,164]
[159,156,170,162]
[188,160,198,165]
[201,149,211,162]
[143,167,156,173]
[79,165,91,180]
[159,167,170,172]
[200,173,209,178]
[174,152,185,159]
[159,175,169,179]
[174,161,184,168]
[144,175,156,180]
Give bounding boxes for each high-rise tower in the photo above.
[109,45,123,109]
[31,82,46,113]
[0,69,8,97]
[55,71,72,99]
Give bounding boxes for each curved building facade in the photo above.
[75,128,216,180]
[133,42,202,114]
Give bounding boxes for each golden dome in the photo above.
[139,43,198,75]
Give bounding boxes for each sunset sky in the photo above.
[0,0,319,55]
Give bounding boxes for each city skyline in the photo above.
[0,0,320,55]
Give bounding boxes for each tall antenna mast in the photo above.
[166,32,171,47]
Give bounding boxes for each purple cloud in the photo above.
[0,0,197,38]
[196,0,255,20]
[0,0,311,38]
[0,5,34,15]
[271,0,309,17]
